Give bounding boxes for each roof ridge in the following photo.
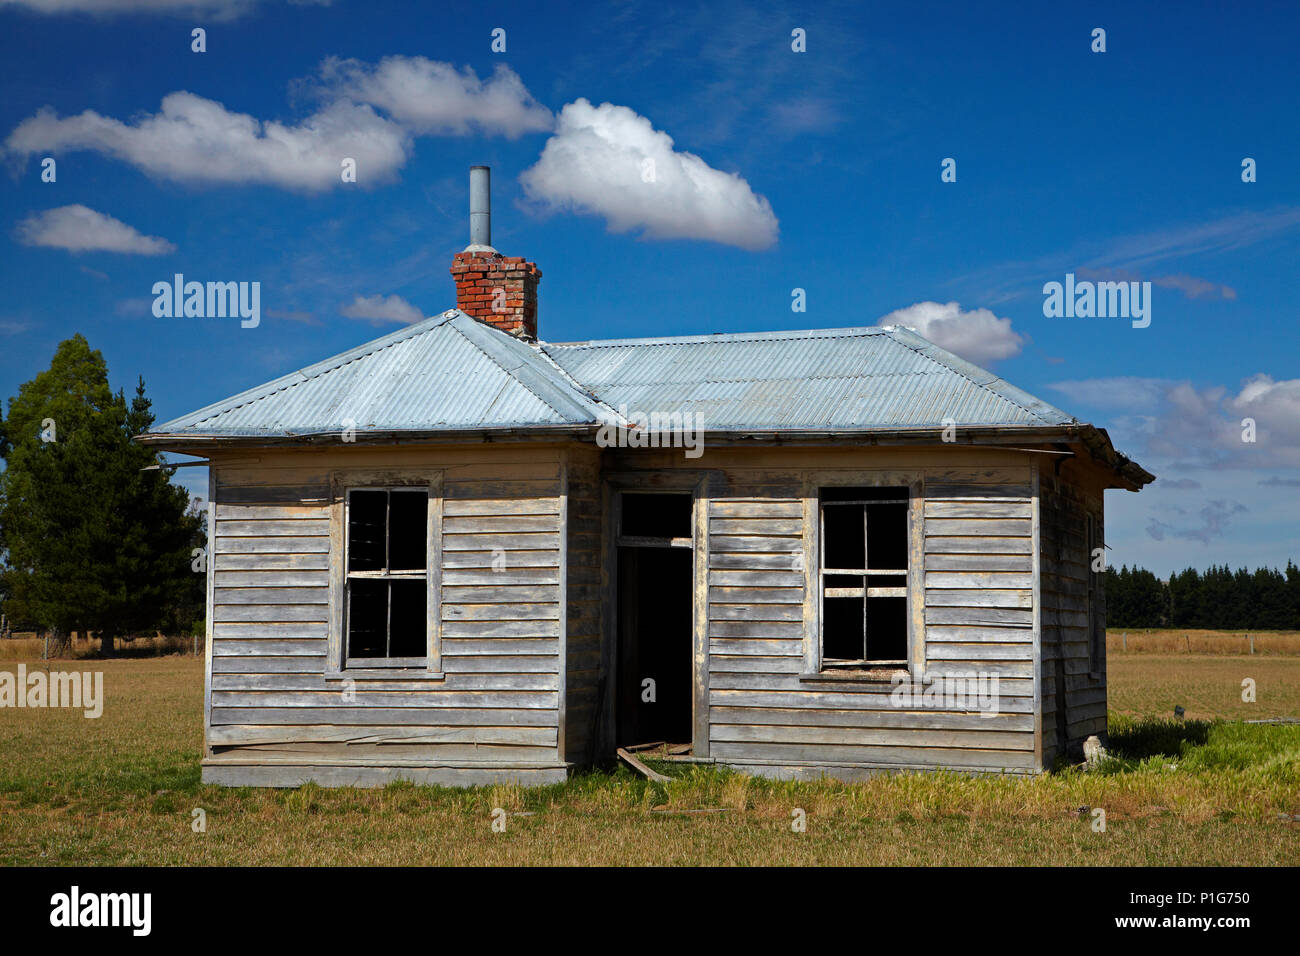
[543,325,889,350]
[445,312,609,424]
[446,319,571,421]
[533,341,627,424]
[883,327,1063,426]
[542,323,1070,427]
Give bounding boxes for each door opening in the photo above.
[615,492,694,749]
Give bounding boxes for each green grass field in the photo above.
[1,640,1297,866]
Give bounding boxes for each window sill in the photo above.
[325,669,445,683]
[800,668,909,685]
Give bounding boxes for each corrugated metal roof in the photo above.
[148,314,1077,439]
[150,311,609,437]
[541,325,1075,429]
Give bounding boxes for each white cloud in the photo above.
[520,99,778,250]
[1230,373,1300,415]
[339,294,422,326]
[0,0,309,18]
[1047,376,1173,411]
[877,300,1024,365]
[949,208,1300,305]
[5,57,552,191]
[4,93,410,191]
[1074,267,1236,301]
[1225,374,1300,462]
[16,204,175,254]
[1096,208,1300,271]
[315,58,552,138]
[1153,273,1237,300]
[1048,374,1300,469]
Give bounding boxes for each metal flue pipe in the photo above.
[467,165,494,252]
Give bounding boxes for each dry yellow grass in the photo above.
[1108,654,1300,721]
[1108,628,1300,656]
[1,649,1297,866]
[0,634,196,659]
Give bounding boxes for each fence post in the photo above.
[1122,632,1127,651]
[1249,634,1255,655]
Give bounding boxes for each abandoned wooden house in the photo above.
[142,167,1154,787]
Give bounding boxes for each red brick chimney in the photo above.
[450,166,541,341]
[450,252,541,341]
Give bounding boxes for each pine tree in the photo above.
[0,335,203,653]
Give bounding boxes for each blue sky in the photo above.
[1,0,1297,576]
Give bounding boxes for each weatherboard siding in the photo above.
[1038,457,1108,765]
[201,440,1116,783]
[204,445,570,785]
[608,446,1045,775]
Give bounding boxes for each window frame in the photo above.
[818,490,909,668]
[802,474,924,681]
[327,469,443,680]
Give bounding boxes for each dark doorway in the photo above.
[615,494,694,748]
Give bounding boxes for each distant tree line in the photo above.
[1106,562,1300,630]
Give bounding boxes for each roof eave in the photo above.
[635,422,1154,487]
[136,423,601,453]
[1073,423,1156,491]
[139,422,1154,490]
